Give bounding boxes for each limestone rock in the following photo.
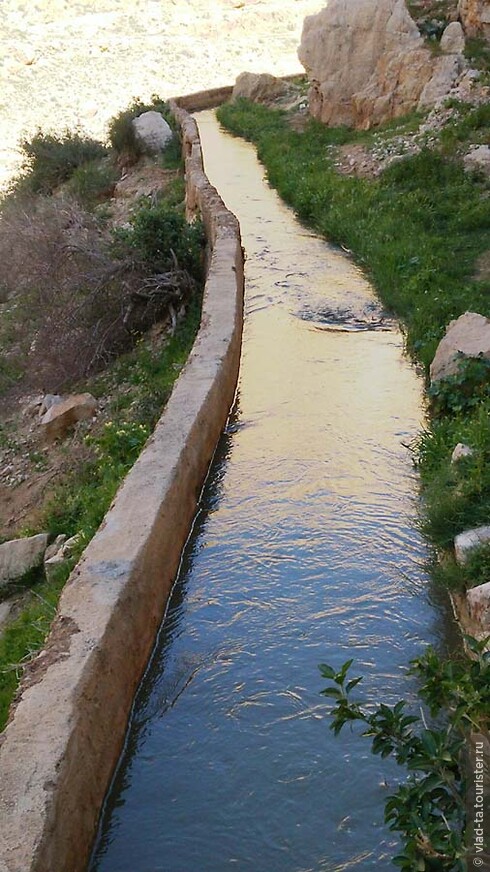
[451,442,474,462]
[418,54,464,108]
[232,72,290,104]
[466,581,490,628]
[132,112,173,155]
[0,533,48,584]
[44,553,66,582]
[298,0,464,128]
[353,47,436,128]
[458,0,490,39]
[464,145,490,175]
[44,534,67,562]
[39,393,97,442]
[430,312,490,383]
[440,21,466,53]
[455,525,490,564]
[39,394,63,416]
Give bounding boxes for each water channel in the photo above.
[89,110,459,872]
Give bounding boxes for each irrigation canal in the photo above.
[89,110,459,872]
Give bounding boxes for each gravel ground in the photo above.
[0,0,324,191]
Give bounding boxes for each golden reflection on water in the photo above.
[197,110,424,509]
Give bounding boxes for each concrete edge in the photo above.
[0,100,244,872]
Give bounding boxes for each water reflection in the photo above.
[89,111,459,872]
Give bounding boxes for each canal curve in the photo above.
[89,110,458,872]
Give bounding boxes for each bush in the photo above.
[15,130,108,194]
[67,159,119,209]
[114,200,204,280]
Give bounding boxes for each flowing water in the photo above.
[89,111,459,872]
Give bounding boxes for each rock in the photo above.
[132,112,173,155]
[44,553,66,582]
[451,442,474,462]
[232,72,291,104]
[429,312,490,383]
[298,0,464,128]
[39,394,63,416]
[39,393,97,442]
[22,395,44,418]
[354,47,437,128]
[61,533,82,558]
[466,581,490,628]
[455,525,490,564]
[440,21,466,53]
[458,0,490,39]
[0,533,48,584]
[418,54,464,109]
[463,145,490,175]
[44,534,67,562]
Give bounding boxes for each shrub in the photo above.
[67,159,119,209]
[114,200,204,280]
[15,130,108,194]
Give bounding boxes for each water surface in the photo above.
[90,110,458,872]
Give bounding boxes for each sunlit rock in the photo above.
[455,525,490,564]
[430,312,490,383]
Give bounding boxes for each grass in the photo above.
[217,98,490,592]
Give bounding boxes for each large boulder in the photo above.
[440,21,466,53]
[39,392,97,442]
[430,312,490,382]
[298,0,466,128]
[0,533,48,585]
[232,72,291,104]
[458,0,490,39]
[132,111,173,155]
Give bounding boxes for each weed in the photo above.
[428,355,490,417]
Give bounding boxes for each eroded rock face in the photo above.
[298,0,466,128]
[430,312,490,382]
[132,111,173,154]
[232,72,291,104]
[458,0,490,39]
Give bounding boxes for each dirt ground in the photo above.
[0,0,324,192]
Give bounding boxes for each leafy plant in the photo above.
[320,638,490,870]
[428,355,490,417]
